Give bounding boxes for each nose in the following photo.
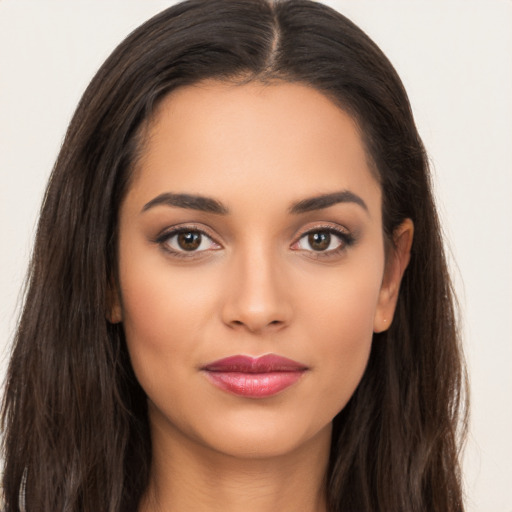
[221,245,292,334]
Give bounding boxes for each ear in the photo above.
[373,218,414,333]
[106,279,123,324]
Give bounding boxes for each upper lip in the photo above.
[202,354,308,373]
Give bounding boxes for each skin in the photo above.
[110,80,413,512]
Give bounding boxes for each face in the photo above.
[112,80,410,459]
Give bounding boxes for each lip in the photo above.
[201,354,308,398]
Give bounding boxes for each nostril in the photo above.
[228,318,284,332]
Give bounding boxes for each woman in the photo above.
[1,0,467,511]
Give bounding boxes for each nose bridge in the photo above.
[222,237,291,332]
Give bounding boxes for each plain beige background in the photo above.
[1,1,511,510]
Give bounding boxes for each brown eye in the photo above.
[160,229,220,255]
[293,228,351,255]
[308,231,331,251]
[177,231,202,251]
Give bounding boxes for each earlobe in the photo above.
[373,218,414,333]
[106,282,123,324]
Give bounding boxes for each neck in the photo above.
[140,415,331,512]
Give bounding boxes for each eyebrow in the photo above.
[142,193,229,215]
[141,189,368,216]
[289,190,368,214]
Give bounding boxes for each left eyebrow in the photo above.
[289,190,368,215]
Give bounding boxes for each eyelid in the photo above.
[293,222,352,243]
[294,221,350,236]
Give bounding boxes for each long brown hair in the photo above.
[1,1,468,510]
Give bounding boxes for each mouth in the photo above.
[201,354,309,398]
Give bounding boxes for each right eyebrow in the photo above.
[141,192,229,215]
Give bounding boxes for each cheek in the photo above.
[117,247,219,388]
[296,256,384,410]
[329,280,379,345]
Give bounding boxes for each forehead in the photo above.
[128,80,381,217]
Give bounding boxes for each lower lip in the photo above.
[204,371,305,398]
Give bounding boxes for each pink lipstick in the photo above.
[202,354,308,398]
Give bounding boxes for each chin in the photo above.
[185,407,334,460]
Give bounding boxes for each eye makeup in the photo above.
[151,220,358,262]
[291,223,357,260]
[153,223,222,259]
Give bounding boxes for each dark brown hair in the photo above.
[1,1,467,510]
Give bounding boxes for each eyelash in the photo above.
[154,224,356,259]
[293,225,356,259]
[155,225,221,259]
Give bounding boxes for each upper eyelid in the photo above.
[156,223,220,242]
[294,228,350,246]
[154,222,352,246]
[293,223,351,239]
